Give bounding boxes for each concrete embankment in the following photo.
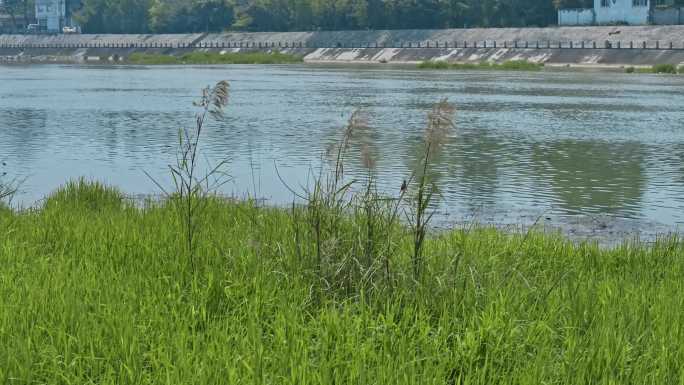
[2,26,684,67]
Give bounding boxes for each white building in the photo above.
[559,0,683,25]
[35,0,66,32]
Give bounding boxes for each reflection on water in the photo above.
[1,64,684,237]
[533,141,646,216]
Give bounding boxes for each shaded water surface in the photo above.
[1,64,684,241]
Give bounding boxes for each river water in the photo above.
[1,64,684,241]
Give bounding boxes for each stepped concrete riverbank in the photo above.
[2,26,684,66]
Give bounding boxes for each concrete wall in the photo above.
[4,44,683,67]
[3,26,684,67]
[559,9,596,26]
[4,26,684,48]
[302,47,684,67]
[594,0,651,25]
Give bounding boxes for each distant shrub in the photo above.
[624,66,635,74]
[679,66,684,74]
[498,60,543,71]
[179,51,302,64]
[419,60,542,71]
[417,61,450,69]
[126,51,302,65]
[652,64,677,74]
[450,62,484,70]
[127,53,180,65]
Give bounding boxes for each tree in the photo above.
[75,0,152,33]
[0,0,34,31]
[553,0,592,8]
[72,0,569,34]
[150,0,233,33]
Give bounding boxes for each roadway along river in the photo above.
[1,64,684,242]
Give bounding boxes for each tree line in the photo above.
[73,0,593,34]
[3,0,683,34]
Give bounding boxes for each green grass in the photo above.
[417,60,452,69]
[127,51,303,65]
[626,64,682,74]
[1,180,684,384]
[127,52,181,65]
[652,63,678,74]
[417,60,544,71]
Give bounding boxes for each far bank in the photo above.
[2,26,684,67]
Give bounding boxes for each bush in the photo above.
[418,60,542,71]
[624,66,635,74]
[417,60,450,69]
[127,53,180,64]
[179,51,302,64]
[498,60,543,71]
[652,64,678,74]
[450,62,485,70]
[126,51,303,65]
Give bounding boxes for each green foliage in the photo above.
[179,51,303,64]
[417,60,451,69]
[127,52,181,64]
[73,0,562,33]
[498,60,544,70]
[148,0,234,33]
[418,60,543,71]
[0,201,11,217]
[627,64,682,75]
[635,66,655,73]
[652,63,678,74]
[0,0,33,32]
[75,0,153,33]
[43,178,126,212]
[1,182,684,383]
[126,51,303,64]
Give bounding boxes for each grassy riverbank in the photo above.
[127,51,303,65]
[1,180,683,384]
[417,60,544,71]
[625,64,684,74]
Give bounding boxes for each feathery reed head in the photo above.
[195,80,230,119]
[360,143,376,170]
[424,98,456,150]
[340,109,370,150]
[327,108,373,169]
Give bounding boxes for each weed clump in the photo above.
[43,178,125,212]
[146,81,231,271]
[127,52,179,64]
[127,51,302,65]
[417,60,450,69]
[652,64,678,74]
[498,60,544,70]
[417,60,543,71]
